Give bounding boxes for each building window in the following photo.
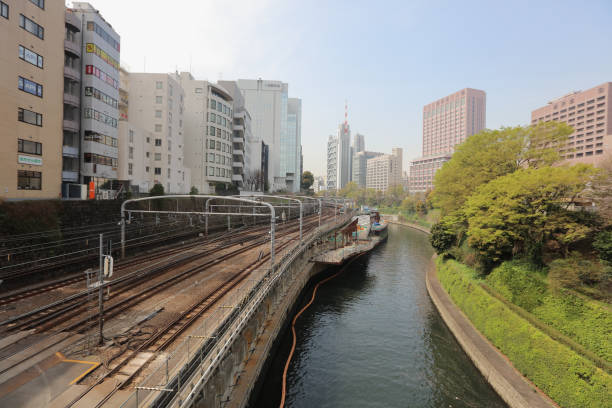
[84,86,118,109]
[209,139,215,149]
[1,1,8,19]
[155,110,162,118]
[29,0,45,10]
[146,152,150,158]
[18,76,43,97]
[19,45,43,68]
[154,153,161,161]
[167,140,171,151]
[19,14,44,39]
[86,21,120,51]
[145,166,150,172]
[17,170,41,190]
[156,96,163,104]
[128,163,133,175]
[146,137,150,143]
[154,167,161,175]
[128,146,133,159]
[18,139,42,155]
[167,168,171,178]
[156,81,163,89]
[211,99,216,110]
[195,88,203,93]
[155,139,162,146]
[129,129,134,143]
[167,155,171,165]
[18,108,42,126]
[155,124,162,132]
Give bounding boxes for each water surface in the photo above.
[256,224,506,408]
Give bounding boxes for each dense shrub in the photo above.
[594,230,612,263]
[485,261,546,312]
[548,252,606,289]
[437,259,612,408]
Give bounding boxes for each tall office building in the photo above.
[283,98,302,192]
[237,79,288,191]
[61,9,82,198]
[366,148,402,192]
[72,2,120,193]
[409,88,486,192]
[353,133,365,153]
[178,73,234,194]
[0,0,64,199]
[352,151,383,188]
[530,82,611,166]
[326,135,338,190]
[337,122,351,189]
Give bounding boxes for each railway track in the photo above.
[69,217,321,408]
[0,223,262,307]
[0,215,321,334]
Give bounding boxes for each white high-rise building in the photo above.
[177,73,234,194]
[237,79,288,191]
[218,80,254,191]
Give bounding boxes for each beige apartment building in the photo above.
[366,148,402,192]
[531,82,611,166]
[0,0,64,199]
[118,71,190,194]
[409,88,486,192]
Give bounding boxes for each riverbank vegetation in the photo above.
[429,122,611,406]
[437,259,612,408]
[430,122,611,298]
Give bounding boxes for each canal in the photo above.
[255,224,507,408]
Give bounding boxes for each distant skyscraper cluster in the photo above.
[0,2,302,200]
[325,105,403,193]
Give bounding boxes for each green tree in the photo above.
[301,171,314,191]
[149,184,164,196]
[430,221,456,254]
[433,122,573,214]
[463,165,597,268]
[190,186,199,195]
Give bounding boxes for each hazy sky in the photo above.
[68,0,612,176]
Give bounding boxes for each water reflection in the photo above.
[256,225,506,408]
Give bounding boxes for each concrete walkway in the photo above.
[425,258,558,408]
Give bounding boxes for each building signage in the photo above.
[18,155,42,166]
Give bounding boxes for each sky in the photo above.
[67,0,612,177]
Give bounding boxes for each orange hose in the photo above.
[279,254,364,408]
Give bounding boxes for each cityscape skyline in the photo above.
[65,0,612,177]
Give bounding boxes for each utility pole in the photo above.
[98,233,104,346]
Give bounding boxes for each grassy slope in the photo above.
[437,259,612,408]
[485,261,612,363]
